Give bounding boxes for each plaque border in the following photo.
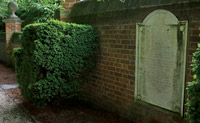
[135,10,188,117]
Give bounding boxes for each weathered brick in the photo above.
[65,1,200,122]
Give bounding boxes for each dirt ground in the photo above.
[0,63,131,123]
[0,63,17,84]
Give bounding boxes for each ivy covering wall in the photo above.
[186,44,200,123]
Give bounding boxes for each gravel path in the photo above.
[0,63,38,123]
[0,87,36,123]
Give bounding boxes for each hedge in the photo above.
[14,20,99,108]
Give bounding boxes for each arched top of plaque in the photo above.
[143,9,178,25]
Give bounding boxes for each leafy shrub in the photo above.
[14,20,99,108]
[186,44,200,123]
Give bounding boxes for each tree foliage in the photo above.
[0,0,12,31]
[0,0,12,18]
[96,0,125,3]
[16,0,63,27]
[0,0,63,31]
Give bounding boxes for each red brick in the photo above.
[189,36,200,43]
[114,63,122,68]
[129,25,136,29]
[71,3,198,122]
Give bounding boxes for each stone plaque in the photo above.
[135,10,187,115]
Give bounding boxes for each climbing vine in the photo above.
[186,43,200,123]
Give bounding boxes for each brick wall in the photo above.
[68,1,200,123]
[5,23,21,46]
[60,0,80,21]
[1,18,22,64]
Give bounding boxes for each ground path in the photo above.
[0,63,130,123]
[0,63,37,123]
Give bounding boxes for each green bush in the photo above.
[186,44,200,123]
[14,20,99,108]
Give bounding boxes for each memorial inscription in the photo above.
[135,10,187,115]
